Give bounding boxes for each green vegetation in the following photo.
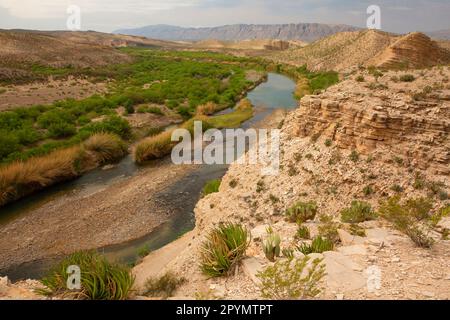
[298,236,334,254]
[137,245,151,258]
[143,272,186,299]
[285,201,318,223]
[349,150,359,162]
[349,224,366,237]
[200,222,249,277]
[263,230,281,262]
[257,257,325,300]
[317,214,340,244]
[295,225,311,240]
[294,65,339,98]
[400,74,415,82]
[37,251,134,300]
[341,200,377,223]
[202,179,221,197]
[379,196,435,248]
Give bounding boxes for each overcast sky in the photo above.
[0,0,449,33]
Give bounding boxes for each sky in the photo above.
[0,0,449,34]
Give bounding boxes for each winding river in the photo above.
[0,73,297,281]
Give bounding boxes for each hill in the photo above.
[115,23,360,42]
[273,30,450,71]
[427,28,450,40]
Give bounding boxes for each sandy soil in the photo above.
[0,159,198,271]
[0,77,108,111]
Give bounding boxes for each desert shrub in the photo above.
[0,131,20,159]
[324,139,332,147]
[379,196,435,248]
[297,236,334,255]
[200,222,249,277]
[341,200,377,223]
[47,122,77,138]
[143,272,186,299]
[257,257,325,300]
[363,185,374,197]
[83,133,127,164]
[356,75,365,82]
[349,224,366,237]
[229,179,238,188]
[80,116,131,139]
[263,231,281,262]
[296,225,311,240]
[429,205,450,227]
[285,201,318,223]
[202,179,221,196]
[349,150,359,162]
[391,184,404,193]
[400,74,415,82]
[37,251,134,300]
[137,105,164,115]
[317,214,340,243]
[15,127,42,145]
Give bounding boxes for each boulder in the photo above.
[338,229,366,246]
[241,257,265,285]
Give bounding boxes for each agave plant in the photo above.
[263,232,281,262]
[200,222,250,277]
[297,236,334,255]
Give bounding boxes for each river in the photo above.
[0,73,297,281]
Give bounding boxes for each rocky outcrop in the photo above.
[294,68,450,175]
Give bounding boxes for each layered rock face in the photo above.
[294,68,450,175]
[377,33,450,69]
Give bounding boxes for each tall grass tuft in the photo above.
[200,222,250,277]
[37,251,134,300]
[0,146,84,206]
[83,133,128,164]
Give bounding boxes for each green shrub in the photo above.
[349,150,359,162]
[317,214,340,243]
[363,185,374,197]
[296,225,311,240]
[200,222,249,277]
[137,245,151,258]
[286,201,318,223]
[400,74,415,82]
[349,224,366,237]
[202,179,221,196]
[356,75,365,82]
[263,232,281,262]
[0,131,20,159]
[257,257,325,300]
[143,272,186,299]
[47,122,77,138]
[379,196,435,248]
[297,236,334,255]
[341,200,377,223]
[324,139,332,147]
[37,251,134,300]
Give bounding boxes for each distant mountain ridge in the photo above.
[114,23,360,42]
[426,28,450,40]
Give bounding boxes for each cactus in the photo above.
[263,232,281,262]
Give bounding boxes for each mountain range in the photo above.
[114,23,360,43]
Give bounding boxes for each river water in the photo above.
[0,73,297,281]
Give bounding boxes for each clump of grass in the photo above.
[285,201,318,223]
[269,194,280,204]
[0,146,84,207]
[134,129,175,163]
[137,245,151,258]
[202,179,221,197]
[296,225,311,240]
[349,224,366,237]
[83,133,127,164]
[143,272,186,299]
[391,184,404,193]
[341,200,377,223]
[256,180,265,193]
[349,150,359,162]
[356,75,365,82]
[297,236,334,255]
[324,139,332,147]
[400,74,415,82]
[317,214,340,243]
[379,196,435,248]
[200,222,250,277]
[196,102,218,116]
[257,256,325,300]
[363,185,374,197]
[37,251,134,300]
